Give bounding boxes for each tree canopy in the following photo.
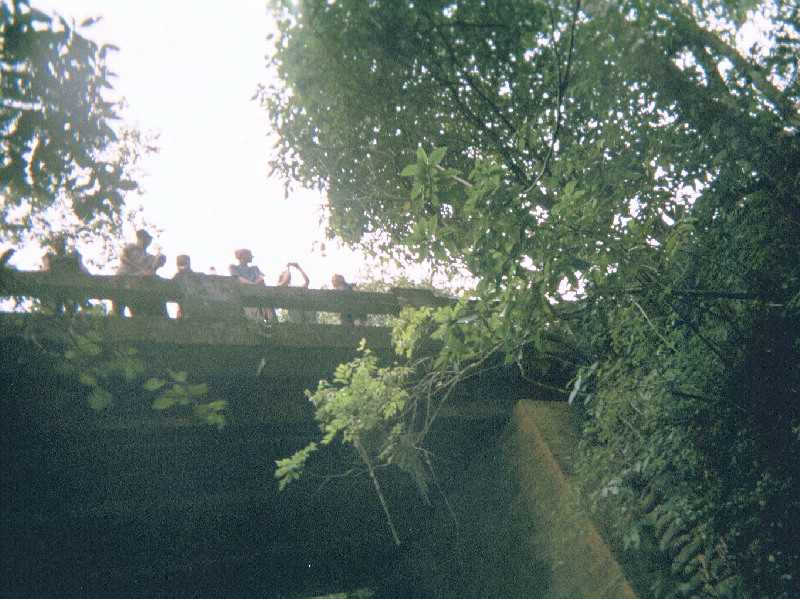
[1,0,148,250]
[263,0,800,596]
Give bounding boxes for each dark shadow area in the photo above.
[2,333,555,598]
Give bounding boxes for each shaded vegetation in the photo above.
[263,0,800,596]
[2,0,155,262]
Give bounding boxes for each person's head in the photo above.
[331,274,346,289]
[135,229,152,248]
[176,254,191,272]
[234,248,252,264]
[49,233,68,255]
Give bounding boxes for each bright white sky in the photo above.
[34,0,364,287]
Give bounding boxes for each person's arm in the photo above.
[151,253,166,275]
[139,253,165,276]
[290,263,310,289]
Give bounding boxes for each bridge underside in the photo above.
[2,313,544,597]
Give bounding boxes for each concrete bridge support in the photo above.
[497,401,638,598]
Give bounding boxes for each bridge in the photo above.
[0,269,453,369]
[0,270,639,598]
[0,270,471,411]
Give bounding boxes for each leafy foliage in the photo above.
[59,327,143,410]
[264,0,800,595]
[51,317,227,428]
[1,0,154,253]
[144,371,227,430]
[275,326,512,544]
[276,339,414,543]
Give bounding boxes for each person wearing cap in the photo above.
[171,254,194,318]
[116,229,164,276]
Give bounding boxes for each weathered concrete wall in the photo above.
[420,399,640,598]
[501,400,638,599]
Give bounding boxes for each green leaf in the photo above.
[169,370,189,383]
[186,383,209,397]
[89,387,112,410]
[152,394,178,410]
[429,146,446,166]
[77,336,102,356]
[79,372,98,387]
[120,358,143,382]
[143,377,167,391]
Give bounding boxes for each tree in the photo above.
[1,0,152,252]
[263,1,800,596]
[1,3,224,428]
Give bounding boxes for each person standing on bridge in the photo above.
[331,274,365,326]
[114,229,167,317]
[42,233,89,276]
[41,233,89,312]
[277,262,317,323]
[171,254,197,319]
[229,248,275,322]
[116,229,165,277]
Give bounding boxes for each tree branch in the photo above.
[673,11,800,131]
[524,0,580,195]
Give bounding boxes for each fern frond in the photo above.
[672,532,705,574]
[658,516,684,552]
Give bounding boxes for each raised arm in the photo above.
[289,262,310,289]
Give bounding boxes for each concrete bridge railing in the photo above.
[0,269,456,379]
[0,269,454,321]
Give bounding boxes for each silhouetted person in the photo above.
[42,234,88,275]
[229,248,274,322]
[331,274,365,325]
[279,262,316,323]
[116,229,163,276]
[114,229,167,317]
[41,233,89,312]
[174,254,192,276]
[171,254,196,318]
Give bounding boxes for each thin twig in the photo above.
[435,164,472,187]
[631,297,677,353]
[524,0,581,194]
[354,436,402,545]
